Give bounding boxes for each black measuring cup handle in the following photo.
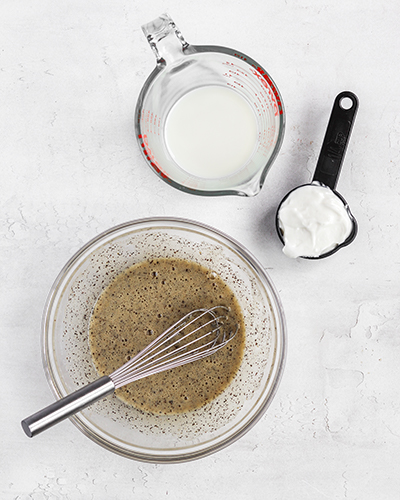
[312,91,359,190]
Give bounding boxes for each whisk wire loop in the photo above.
[111,324,226,386]
[110,306,235,388]
[112,310,218,376]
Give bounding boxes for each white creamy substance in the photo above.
[278,183,353,258]
[164,85,258,178]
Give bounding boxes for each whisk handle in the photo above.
[21,376,115,438]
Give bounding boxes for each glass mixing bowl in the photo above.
[42,217,286,462]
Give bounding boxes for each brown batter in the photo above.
[89,258,245,415]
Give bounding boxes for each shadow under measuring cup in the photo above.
[135,13,285,197]
[276,91,359,259]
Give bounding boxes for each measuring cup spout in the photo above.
[142,13,189,66]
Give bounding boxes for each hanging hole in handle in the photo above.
[339,96,354,110]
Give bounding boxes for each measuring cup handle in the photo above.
[142,13,189,65]
[312,91,359,190]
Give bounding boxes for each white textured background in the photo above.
[2,0,400,498]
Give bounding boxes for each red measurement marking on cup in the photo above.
[138,133,169,179]
[221,60,279,156]
[139,109,161,136]
[252,66,283,116]
[229,54,283,116]
[222,60,281,117]
[226,80,245,89]
[233,53,247,61]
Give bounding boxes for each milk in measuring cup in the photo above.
[165,86,258,178]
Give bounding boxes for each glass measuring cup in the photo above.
[135,14,285,196]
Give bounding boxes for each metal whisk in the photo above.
[21,306,237,438]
